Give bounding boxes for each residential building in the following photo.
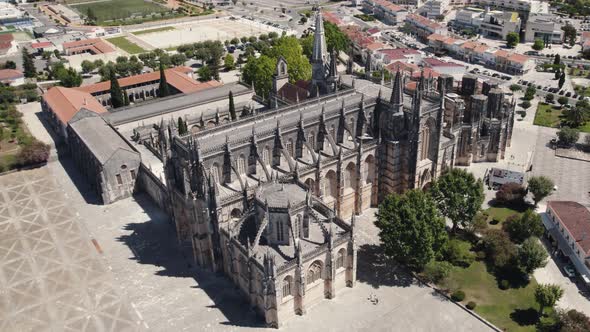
[63,38,115,56]
[419,0,450,19]
[474,0,548,14]
[493,50,534,75]
[455,8,521,39]
[362,0,408,25]
[543,201,590,284]
[0,69,24,86]
[46,4,82,24]
[525,13,564,43]
[422,57,466,76]
[405,14,447,41]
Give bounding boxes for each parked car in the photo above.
[564,264,576,278]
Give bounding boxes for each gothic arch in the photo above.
[282,275,293,298]
[336,248,346,269]
[420,117,437,161]
[420,169,432,189]
[304,178,315,194]
[324,170,337,200]
[210,163,221,184]
[344,162,356,190]
[307,260,323,284]
[364,155,376,184]
[230,208,242,220]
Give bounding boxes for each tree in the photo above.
[535,284,564,316]
[482,229,517,268]
[521,100,531,109]
[266,36,312,83]
[16,140,50,166]
[300,16,308,24]
[557,309,590,332]
[528,176,555,206]
[324,21,350,53]
[268,31,279,39]
[509,84,522,92]
[524,86,536,100]
[228,90,236,120]
[86,7,97,24]
[559,72,566,89]
[558,96,569,106]
[59,67,82,87]
[21,48,36,78]
[158,63,170,98]
[443,239,475,267]
[198,65,213,82]
[177,117,187,135]
[242,54,275,97]
[430,168,484,232]
[506,32,519,48]
[495,182,526,205]
[81,60,96,74]
[2,60,16,69]
[532,39,545,51]
[558,126,580,146]
[503,210,544,243]
[94,59,105,68]
[554,54,561,66]
[170,53,187,66]
[516,237,548,275]
[562,24,577,46]
[545,93,554,103]
[555,67,561,80]
[375,190,448,270]
[224,53,235,71]
[109,69,125,108]
[566,107,587,127]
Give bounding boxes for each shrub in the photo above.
[482,229,516,268]
[466,301,477,310]
[443,239,475,267]
[423,260,452,283]
[495,182,526,205]
[500,279,510,290]
[476,251,486,260]
[558,127,580,146]
[451,290,465,302]
[490,218,500,225]
[15,140,50,166]
[521,100,531,109]
[503,210,544,244]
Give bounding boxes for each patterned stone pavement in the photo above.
[0,169,144,332]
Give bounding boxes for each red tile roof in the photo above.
[378,48,420,61]
[31,41,53,49]
[548,201,590,255]
[406,13,444,30]
[43,86,108,124]
[422,57,464,68]
[0,33,13,50]
[63,38,114,54]
[76,67,217,95]
[385,61,420,74]
[0,69,23,81]
[278,82,309,103]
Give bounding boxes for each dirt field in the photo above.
[134,17,285,49]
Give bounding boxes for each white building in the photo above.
[419,0,450,19]
[542,201,590,285]
[362,0,408,25]
[525,13,563,43]
[455,8,521,39]
[475,0,548,14]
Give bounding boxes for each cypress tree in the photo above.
[178,117,187,135]
[158,62,170,97]
[558,72,565,89]
[123,91,129,106]
[229,90,236,120]
[22,48,36,78]
[109,68,125,108]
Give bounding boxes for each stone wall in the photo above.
[137,163,171,214]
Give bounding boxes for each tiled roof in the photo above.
[371,0,405,12]
[385,61,420,74]
[0,33,13,50]
[366,42,387,51]
[278,82,309,103]
[422,57,464,68]
[0,69,23,80]
[406,13,443,30]
[322,11,344,27]
[75,67,218,95]
[378,48,420,60]
[548,201,590,255]
[43,86,108,124]
[412,67,439,79]
[63,38,114,54]
[31,41,53,49]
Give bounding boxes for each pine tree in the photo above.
[123,91,129,106]
[558,72,566,89]
[177,117,187,135]
[229,91,236,120]
[22,48,36,78]
[158,62,170,97]
[554,54,561,65]
[109,69,125,108]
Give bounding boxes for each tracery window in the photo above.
[307,261,322,284]
[237,154,246,175]
[282,276,293,298]
[336,248,346,269]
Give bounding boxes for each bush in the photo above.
[443,239,475,267]
[499,279,510,290]
[503,210,544,244]
[422,260,452,283]
[558,127,580,146]
[490,218,500,225]
[482,229,517,268]
[476,251,486,260]
[495,182,526,205]
[15,140,50,166]
[466,301,477,310]
[451,290,465,302]
[521,100,531,109]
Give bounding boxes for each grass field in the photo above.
[132,26,175,35]
[484,206,525,229]
[441,261,541,332]
[106,37,145,54]
[534,103,590,132]
[71,0,170,24]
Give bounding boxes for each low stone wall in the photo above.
[137,163,171,214]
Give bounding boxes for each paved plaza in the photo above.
[37,156,494,332]
[0,168,144,332]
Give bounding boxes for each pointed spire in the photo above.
[390,69,403,106]
[311,8,328,64]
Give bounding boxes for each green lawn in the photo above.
[71,0,171,24]
[533,102,590,133]
[106,37,145,54]
[442,261,540,332]
[132,26,175,35]
[574,84,590,97]
[484,206,524,228]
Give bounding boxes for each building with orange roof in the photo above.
[63,38,115,56]
[362,0,408,25]
[405,14,447,41]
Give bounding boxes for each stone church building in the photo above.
[42,9,516,328]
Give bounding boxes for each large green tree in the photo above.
[158,62,170,98]
[324,21,350,53]
[516,237,548,275]
[430,168,484,232]
[482,229,517,268]
[558,127,580,146]
[242,54,276,97]
[228,90,236,120]
[375,190,448,270]
[266,36,312,83]
[528,176,554,206]
[503,210,544,244]
[506,32,519,48]
[22,48,36,78]
[535,284,564,316]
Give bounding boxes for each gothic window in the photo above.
[364,155,375,184]
[237,154,246,175]
[336,248,346,269]
[308,132,315,151]
[262,146,270,165]
[282,276,293,298]
[277,220,284,242]
[348,118,355,141]
[286,139,294,157]
[345,162,356,189]
[295,215,302,238]
[307,261,322,284]
[116,174,123,185]
[130,169,136,180]
[211,163,220,184]
[325,170,337,198]
[420,125,431,161]
[303,215,309,238]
